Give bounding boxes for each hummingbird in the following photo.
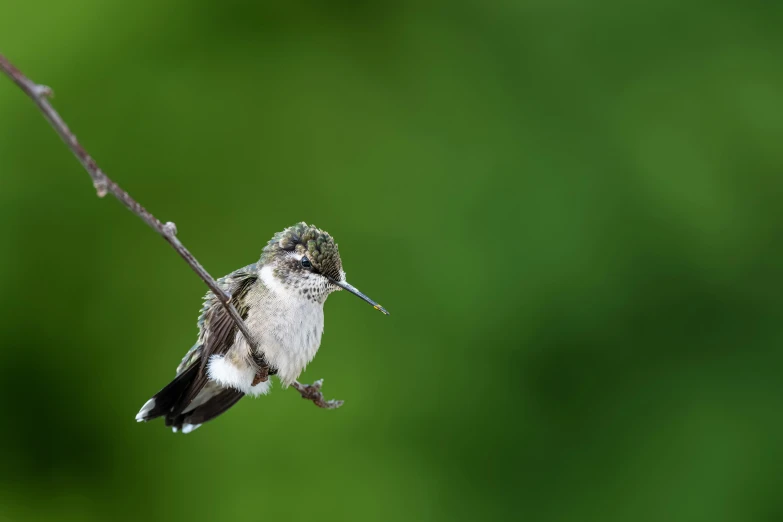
[135,222,388,433]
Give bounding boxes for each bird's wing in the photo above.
[196,263,259,365]
[175,263,260,405]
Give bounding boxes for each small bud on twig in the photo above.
[163,221,178,236]
[32,84,53,98]
[93,178,109,198]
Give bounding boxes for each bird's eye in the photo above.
[301,256,311,268]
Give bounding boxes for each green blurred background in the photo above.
[2,1,783,521]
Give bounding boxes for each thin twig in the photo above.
[0,53,341,409]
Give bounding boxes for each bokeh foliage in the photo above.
[2,1,783,521]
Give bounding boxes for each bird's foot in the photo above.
[252,366,269,387]
[252,353,271,386]
[292,379,344,409]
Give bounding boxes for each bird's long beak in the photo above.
[328,278,389,315]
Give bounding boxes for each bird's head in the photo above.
[259,222,388,314]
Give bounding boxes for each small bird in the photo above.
[135,222,388,433]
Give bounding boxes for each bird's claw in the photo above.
[252,365,269,386]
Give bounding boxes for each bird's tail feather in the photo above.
[135,362,199,423]
[135,361,245,434]
[165,386,245,433]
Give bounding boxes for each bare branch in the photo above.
[0,53,340,409]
